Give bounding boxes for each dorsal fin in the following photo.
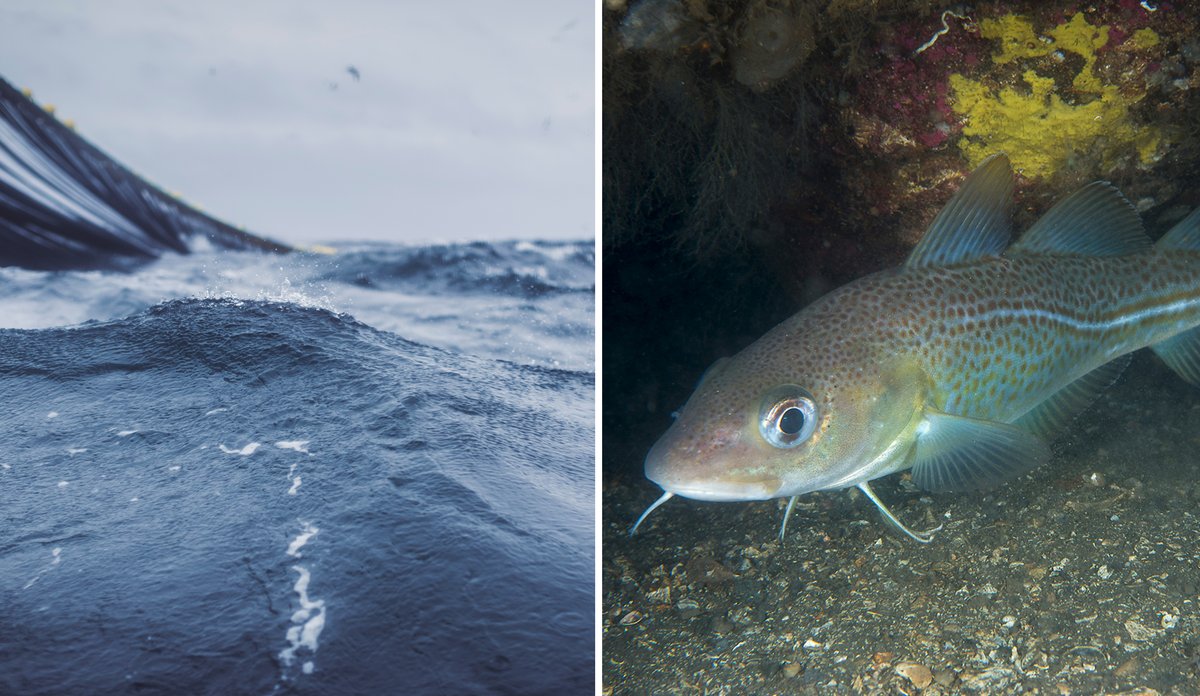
[905,154,1013,269]
[1156,206,1200,251]
[1008,182,1150,257]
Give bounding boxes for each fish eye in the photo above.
[759,386,818,449]
[779,407,805,434]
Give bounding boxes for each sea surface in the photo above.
[0,239,595,695]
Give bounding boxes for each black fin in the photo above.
[0,77,291,270]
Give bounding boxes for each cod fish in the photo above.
[633,154,1200,543]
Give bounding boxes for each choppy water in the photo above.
[0,239,594,695]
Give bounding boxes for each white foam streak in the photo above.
[279,519,327,672]
[276,440,311,454]
[219,442,260,456]
[279,566,326,668]
[22,547,63,590]
[286,522,319,558]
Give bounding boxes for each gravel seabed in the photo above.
[604,353,1200,695]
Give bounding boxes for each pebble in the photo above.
[933,669,956,687]
[782,662,802,678]
[895,662,933,689]
[1114,656,1140,679]
[729,606,756,625]
[619,610,643,626]
[1124,619,1161,642]
[675,598,702,619]
[962,667,1016,690]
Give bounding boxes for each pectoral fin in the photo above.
[911,411,1051,492]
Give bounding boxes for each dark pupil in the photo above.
[778,406,805,435]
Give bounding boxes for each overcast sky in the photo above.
[0,1,594,244]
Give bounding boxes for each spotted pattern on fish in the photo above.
[640,154,1200,540]
[782,252,1200,424]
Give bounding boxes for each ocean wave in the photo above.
[316,239,594,298]
[0,240,594,372]
[0,294,592,694]
[0,298,376,379]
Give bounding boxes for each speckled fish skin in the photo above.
[645,155,1200,507]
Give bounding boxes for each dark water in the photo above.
[0,241,594,695]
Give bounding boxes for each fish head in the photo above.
[645,324,928,502]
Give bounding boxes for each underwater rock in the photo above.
[732,0,815,92]
[603,0,817,260]
[616,0,703,53]
[948,12,1166,177]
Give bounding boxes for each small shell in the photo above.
[896,662,934,689]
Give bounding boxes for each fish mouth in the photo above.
[651,480,781,502]
[644,434,781,501]
[628,475,780,537]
